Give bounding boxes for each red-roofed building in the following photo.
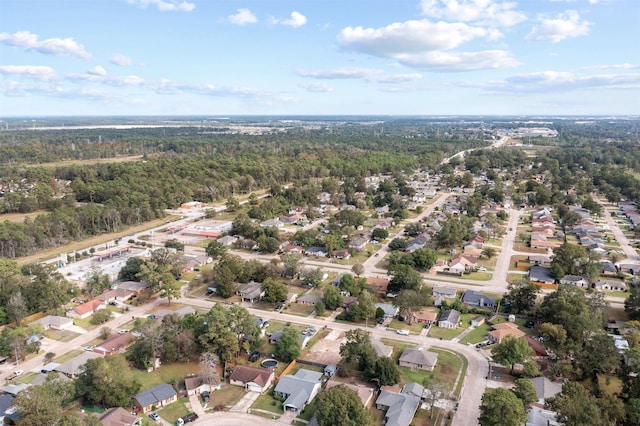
[67,299,104,319]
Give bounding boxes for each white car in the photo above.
[396,329,410,336]
[14,370,24,376]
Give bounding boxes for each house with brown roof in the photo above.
[98,407,142,426]
[412,308,438,326]
[92,333,135,356]
[488,322,526,343]
[185,374,221,395]
[366,277,390,294]
[95,288,134,304]
[67,299,104,319]
[229,365,275,393]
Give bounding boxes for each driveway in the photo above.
[229,391,259,413]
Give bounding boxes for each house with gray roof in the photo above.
[559,275,588,287]
[401,382,425,400]
[32,315,73,331]
[55,351,102,378]
[274,369,323,411]
[438,309,460,329]
[528,377,562,404]
[371,337,393,358]
[529,265,555,285]
[0,394,15,425]
[237,281,264,303]
[399,348,438,371]
[269,328,311,348]
[462,290,496,308]
[375,385,421,426]
[133,383,178,414]
[375,303,399,318]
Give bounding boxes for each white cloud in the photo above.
[126,0,195,12]
[295,67,423,83]
[275,11,308,28]
[110,54,134,66]
[420,0,526,27]
[0,65,56,81]
[66,71,144,86]
[472,70,640,93]
[88,66,107,76]
[300,83,334,93]
[526,10,591,43]
[0,30,91,59]
[228,9,257,26]
[0,81,64,97]
[396,49,519,71]
[338,20,492,56]
[582,63,640,71]
[152,79,265,98]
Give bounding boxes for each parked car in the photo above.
[149,412,160,422]
[176,413,198,425]
[201,390,210,403]
[396,329,410,336]
[84,345,95,351]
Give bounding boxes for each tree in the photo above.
[388,238,408,251]
[351,263,365,277]
[199,352,220,390]
[411,248,437,270]
[393,288,430,325]
[626,284,640,320]
[44,352,56,364]
[481,247,497,259]
[7,291,27,325]
[323,285,344,310]
[422,377,450,418]
[491,335,535,374]
[159,272,181,305]
[164,238,184,251]
[372,227,389,241]
[303,267,326,288]
[225,196,240,212]
[262,278,288,305]
[275,327,301,362]
[478,387,527,426]
[546,382,604,426]
[575,332,621,379]
[280,252,302,278]
[90,309,112,325]
[119,256,145,281]
[76,356,141,407]
[205,240,227,259]
[536,322,568,359]
[513,379,537,410]
[197,304,260,362]
[14,375,74,426]
[506,279,539,314]
[388,264,423,293]
[339,329,376,373]
[315,384,373,426]
[551,243,588,277]
[371,356,400,386]
[85,267,111,298]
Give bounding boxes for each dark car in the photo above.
[248,351,260,362]
[201,390,210,403]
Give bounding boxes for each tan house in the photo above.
[67,299,104,319]
[399,347,438,371]
[98,407,142,426]
[229,365,275,393]
[488,322,526,343]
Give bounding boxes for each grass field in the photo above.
[458,324,490,345]
[251,390,284,415]
[130,360,201,390]
[209,385,246,409]
[158,397,190,424]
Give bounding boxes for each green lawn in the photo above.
[459,272,492,281]
[130,361,200,390]
[427,314,475,340]
[458,324,490,344]
[43,328,81,342]
[286,303,316,316]
[158,397,190,424]
[388,318,425,334]
[209,385,247,409]
[251,390,284,414]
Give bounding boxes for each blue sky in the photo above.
[1,0,639,116]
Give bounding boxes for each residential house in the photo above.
[217,235,239,246]
[462,290,496,309]
[229,365,274,393]
[412,308,438,326]
[432,286,457,306]
[236,282,264,303]
[304,247,328,257]
[330,249,351,260]
[405,236,428,252]
[600,261,618,276]
[260,219,283,229]
[117,281,147,294]
[324,380,375,407]
[594,279,627,292]
[449,254,478,273]
[375,303,399,319]
[375,385,421,426]
[471,316,486,327]
[186,378,222,399]
[487,322,525,344]
[95,288,134,304]
[297,294,323,306]
[366,277,390,295]
[526,337,549,358]
[0,394,15,425]
[98,407,142,426]
[528,377,562,404]
[32,315,73,331]
[371,338,393,358]
[274,369,323,411]
[528,255,552,267]
[67,299,104,319]
[529,265,555,285]
[133,383,178,414]
[348,237,368,252]
[398,348,438,371]
[269,328,311,348]
[438,309,461,329]
[93,333,135,356]
[55,351,102,378]
[558,274,587,287]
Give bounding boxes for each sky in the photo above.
[1,0,639,117]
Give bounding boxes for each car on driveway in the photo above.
[149,412,160,422]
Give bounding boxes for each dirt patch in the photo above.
[300,329,344,365]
